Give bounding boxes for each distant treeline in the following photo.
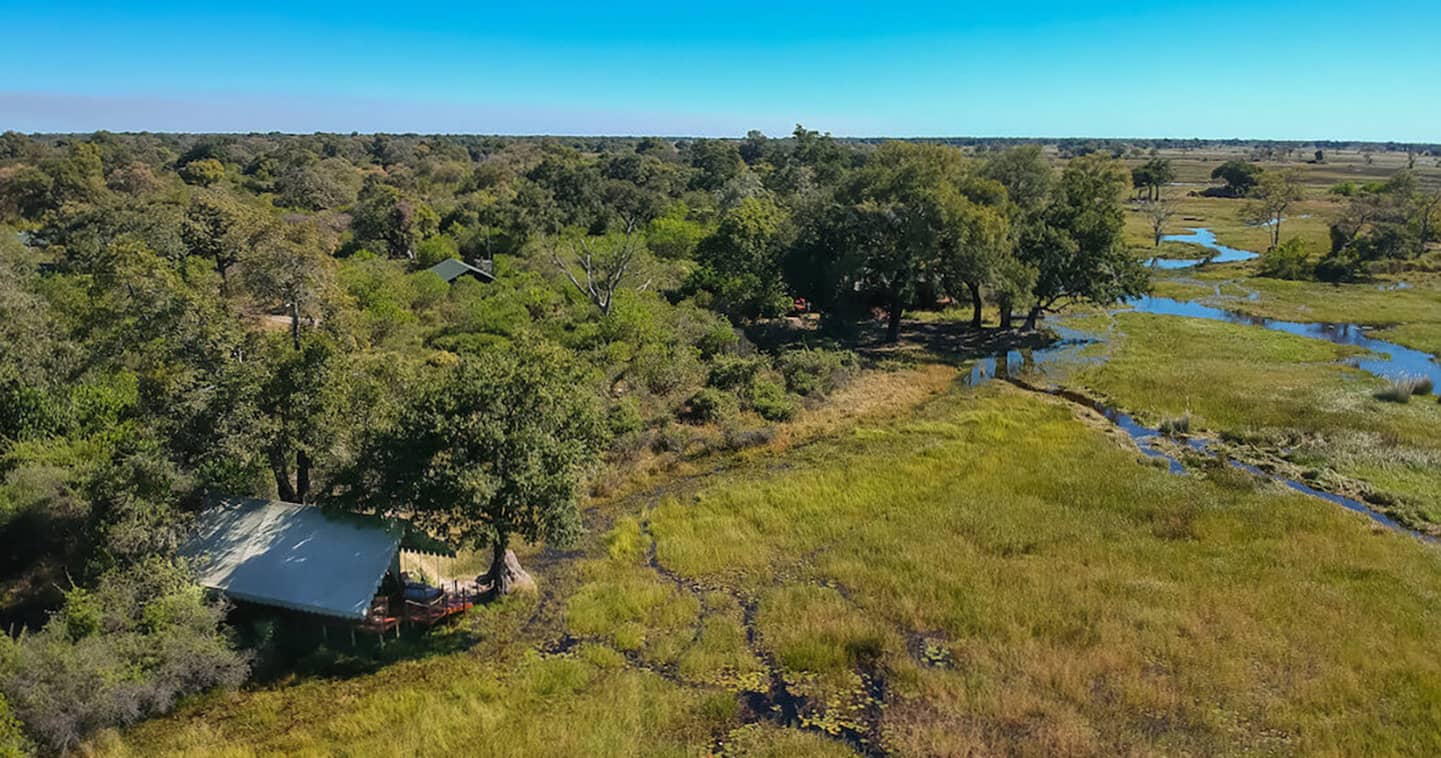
[15,131,1440,158]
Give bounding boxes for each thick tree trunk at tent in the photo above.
[967,281,983,329]
[886,299,903,343]
[488,532,513,596]
[1000,300,1013,330]
[295,450,311,503]
[269,449,297,503]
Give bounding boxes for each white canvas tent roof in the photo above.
[179,496,404,620]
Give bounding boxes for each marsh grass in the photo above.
[104,381,1441,757]
[1157,411,1191,436]
[1070,310,1441,526]
[649,385,1441,754]
[1374,376,1432,403]
[1151,266,1441,354]
[1375,381,1414,403]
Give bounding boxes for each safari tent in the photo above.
[179,496,469,630]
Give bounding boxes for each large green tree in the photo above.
[690,196,791,321]
[181,191,269,290]
[1210,159,1261,197]
[826,142,1010,340]
[1021,153,1148,328]
[345,344,607,595]
[351,182,439,259]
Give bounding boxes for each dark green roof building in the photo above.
[424,258,494,284]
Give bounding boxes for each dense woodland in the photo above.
[1,128,1437,753]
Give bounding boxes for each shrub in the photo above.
[1258,238,1310,280]
[414,234,460,268]
[178,158,224,187]
[1329,181,1358,197]
[650,421,700,454]
[721,423,776,450]
[645,206,707,260]
[0,559,248,753]
[1314,252,1362,283]
[707,356,765,390]
[632,344,704,398]
[695,321,740,359]
[0,695,30,758]
[679,388,738,424]
[748,377,798,422]
[607,398,645,437]
[777,349,858,398]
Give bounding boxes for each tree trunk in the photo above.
[488,533,513,597]
[966,281,983,330]
[289,300,301,351]
[269,449,297,503]
[1024,305,1043,331]
[296,450,311,503]
[885,298,903,343]
[999,300,1013,330]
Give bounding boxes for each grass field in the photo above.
[1066,311,1441,529]
[88,147,1441,757]
[1149,265,1441,354]
[102,380,1441,756]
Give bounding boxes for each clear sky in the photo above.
[2,1,1437,140]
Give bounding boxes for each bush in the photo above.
[694,320,740,359]
[777,349,858,397]
[707,356,765,390]
[679,388,738,424]
[607,398,645,437]
[1258,238,1310,280]
[0,695,30,758]
[414,234,460,268]
[632,344,704,397]
[748,377,798,422]
[178,158,224,187]
[721,423,775,450]
[1314,252,1362,283]
[0,559,248,753]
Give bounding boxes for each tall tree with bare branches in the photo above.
[548,229,651,316]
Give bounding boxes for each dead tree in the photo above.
[548,229,651,316]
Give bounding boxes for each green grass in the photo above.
[651,386,1441,754]
[1124,194,1337,254]
[1131,240,1213,261]
[1149,265,1441,355]
[103,601,738,757]
[1068,310,1441,527]
[101,375,1441,756]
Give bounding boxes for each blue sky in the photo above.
[2,1,1437,139]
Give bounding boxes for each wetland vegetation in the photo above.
[3,130,1441,755]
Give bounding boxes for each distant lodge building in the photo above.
[179,496,475,640]
[424,257,495,284]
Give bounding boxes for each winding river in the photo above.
[1147,227,1259,269]
[965,229,1441,541]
